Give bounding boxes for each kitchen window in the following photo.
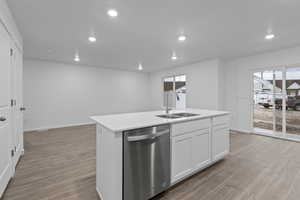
[163,75,186,109]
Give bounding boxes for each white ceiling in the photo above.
[7,0,300,71]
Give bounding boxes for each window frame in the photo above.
[162,74,186,109]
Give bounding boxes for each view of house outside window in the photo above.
[163,75,186,109]
[253,67,300,135]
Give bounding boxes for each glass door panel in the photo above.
[286,67,300,135]
[253,71,274,131]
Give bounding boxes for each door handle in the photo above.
[0,117,6,122]
[127,129,169,142]
[127,134,157,142]
[20,107,26,111]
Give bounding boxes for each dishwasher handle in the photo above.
[127,129,169,142]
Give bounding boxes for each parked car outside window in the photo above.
[255,92,282,108]
[275,96,300,111]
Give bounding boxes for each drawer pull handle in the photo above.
[0,117,6,122]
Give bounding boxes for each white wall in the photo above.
[149,59,223,110]
[24,46,300,132]
[0,0,22,50]
[23,59,151,131]
[225,46,300,132]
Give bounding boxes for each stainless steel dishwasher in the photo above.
[123,124,170,200]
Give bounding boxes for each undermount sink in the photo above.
[156,114,182,119]
[156,112,199,119]
[173,113,199,117]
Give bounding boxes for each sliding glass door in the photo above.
[253,71,274,131]
[253,67,300,139]
[285,67,300,135]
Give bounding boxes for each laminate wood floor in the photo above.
[3,125,99,200]
[3,125,300,200]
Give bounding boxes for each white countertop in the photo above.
[90,109,229,132]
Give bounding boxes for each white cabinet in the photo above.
[171,129,211,183]
[212,115,229,162]
[171,116,229,184]
[171,133,193,183]
[191,128,210,170]
[212,126,229,161]
[171,119,212,184]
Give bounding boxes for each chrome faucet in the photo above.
[166,91,172,114]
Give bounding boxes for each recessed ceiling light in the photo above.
[138,63,143,71]
[178,35,187,42]
[88,36,96,43]
[265,34,275,40]
[107,9,118,18]
[74,54,80,62]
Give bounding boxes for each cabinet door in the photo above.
[192,129,210,171]
[212,126,229,161]
[171,134,193,183]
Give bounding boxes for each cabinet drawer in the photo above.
[172,118,210,136]
[212,115,229,126]
[0,107,9,127]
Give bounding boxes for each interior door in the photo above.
[0,108,11,198]
[10,43,17,167]
[0,23,13,198]
[10,45,23,167]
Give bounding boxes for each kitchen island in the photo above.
[90,109,230,200]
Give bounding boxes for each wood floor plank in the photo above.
[3,125,99,200]
[2,125,300,200]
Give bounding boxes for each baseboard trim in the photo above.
[170,156,227,187]
[230,128,251,134]
[96,187,104,200]
[24,122,96,132]
[12,147,24,175]
[0,164,12,199]
[252,131,300,143]
[232,128,300,143]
